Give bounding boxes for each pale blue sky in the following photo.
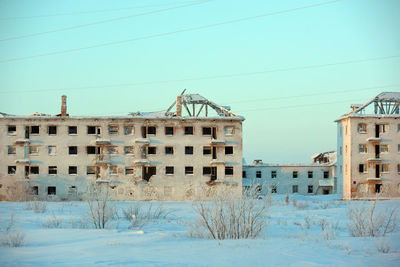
[0,0,399,163]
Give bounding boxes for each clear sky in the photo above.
[0,0,399,163]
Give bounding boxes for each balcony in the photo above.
[135,138,150,144]
[367,158,382,163]
[367,177,382,181]
[95,154,111,164]
[15,159,31,164]
[319,179,334,187]
[367,137,381,142]
[95,139,111,145]
[15,139,30,145]
[134,159,150,165]
[210,159,225,165]
[210,139,226,145]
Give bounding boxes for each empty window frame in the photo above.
[165,146,174,155]
[203,167,212,175]
[225,166,234,176]
[68,126,77,135]
[69,166,77,175]
[293,171,298,178]
[30,126,39,135]
[29,145,40,155]
[185,166,194,175]
[381,163,389,173]
[271,185,277,194]
[87,146,97,154]
[7,145,16,154]
[48,145,57,155]
[380,144,389,153]
[203,146,211,155]
[359,164,367,173]
[242,171,247,178]
[87,126,100,135]
[30,166,39,174]
[165,126,174,136]
[271,171,277,178]
[323,171,329,178]
[202,127,212,136]
[358,123,367,133]
[165,166,174,175]
[48,126,57,135]
[148,147,156,155]
[225,146,233,155]
[48,186,56,195]
[256,170,262,178]
[308,185,313,194]
[184,126,194,135]
[109,146,118,154]
[109,166,118,175]
[224,126,234,136]
[87,166,97,175]
[359,144,368,153]
[7,125,16,135]
[109,125,119,135]
[124,146,134,155]
[31,186,39,195]
[147,126,156,135]
[308,171,313,178]
[185,146,193,155]
[48,166,57,175]
[124,125,134,135]
[125,167,134,175]
[8,166,16,175]
[69,146,78,155]
[292,185,298,193]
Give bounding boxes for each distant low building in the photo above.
[242,151,337,195]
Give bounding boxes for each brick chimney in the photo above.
[61,95,67,116]
[176,95,182,117]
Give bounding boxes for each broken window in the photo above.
[308,171,313,178]
[184,126,193,135]
[48,166,57,175]
[293,171,298,178]
[124,125,134,135]
[225,166,233,176]
[48,186,56,195]
[185,166,194,175]
[69,146,78,155]
[30,126,39,135]
[165,166,174,175]
[48,126,57,135]
[8,166,16,175]
[87,146,96,154]
[68,126,77,135]
[271,185,277,194]
[380,144,389,153]
[125,167,134,175]
[185,146,193,155]
[109,166,118,175]
[31,186,39,195]
[7,125,16,135]
[308,185,313,194]
[48,145,56,155]
[224,126,234,136]
[87,166,97,175]
[256,171,262,178]
[203,146,211,155]
[109,146,118,154]
[109,125,119,135]
[163,146,173,155]
[148,126,156,135]
[7,145,16,154]
[357,123,367,133]
[271,171,277,178]
[203,167,212,175]
[29,145,40,155]
[165,127,174,136]
[292,185,298,193]
[124,146,134,155]
[242,171,247,178]
[381,163,389,173]
[69,166,77,175]
[202,127,212,136]
[143,166,156,181]
[148,147,156,155]
[323,171,329,178]
[359,164,366,173]
[225,146,233,155]
[30,166,39,174]
[359,144,368,153]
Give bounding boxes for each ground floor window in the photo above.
[48,186,56,195]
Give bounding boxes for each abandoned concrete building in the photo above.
[0,93,244,201]
[242,151,337,195]
[336,92,400,199]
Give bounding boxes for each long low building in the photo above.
[0,93,244,201]
[243,152,337,195]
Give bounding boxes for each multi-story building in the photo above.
[0,93,244,201]
[242,151,337,195]
[336,92,400,199]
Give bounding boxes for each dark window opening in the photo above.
[68,126,77,135]
[323,189,330,195]
[143,166,156,181]
[185,166,194,175]
[293,171,298,178]
[48,186,56,195]
[212,146,217,160]
[323,171,329,178]
[69,166,77,175]
[308,185,313,194]
[165,127,174,136]
[203,146,211,155]
[308,171,313,178]
[225,166,233,175]
[30,166,39,174]
[242,171,247,178]
[292,185,298,193]
[87,146,96,154]
[203,167,212,175]
[32,186,39,195]
[165,146,174,155]
[148,126,156,135]
[271,171,277,178]
[31,126,39,134]
[8,125,16,134]
[271,185,277,194]
[166,166,174,175]
[148,147,156,155]
[225,146,233,155]
[185,146,193,155]
[48,166,57,175]
[212,127,217,139]
[202,127,212,136]
[8,166,16,175]
[69,146,78,155]
[184,126,193,135]
[375,184,382,193]
[48,126,57,135]
[256,171,262,178]
[87,126,96,135]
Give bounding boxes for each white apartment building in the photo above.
[0,93,244,201]
[336,92,400,199]
[243,151,337,195]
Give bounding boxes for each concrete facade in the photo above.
[0,94,244,201]
[336,92,400,199]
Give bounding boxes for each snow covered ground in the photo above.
[0,195,399,266]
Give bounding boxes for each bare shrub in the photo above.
[0,231,25,247]
[318,218,329,231]
[25,201,47,213]
[4,212,15,232]
[86,183,117,229]
[42,213,63,228]
[347,201,398,237]
[189,186,269,239]
[295,202,309,210]
[122,202,172,228]
[375,237,390,253]
[285,193,289,205]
